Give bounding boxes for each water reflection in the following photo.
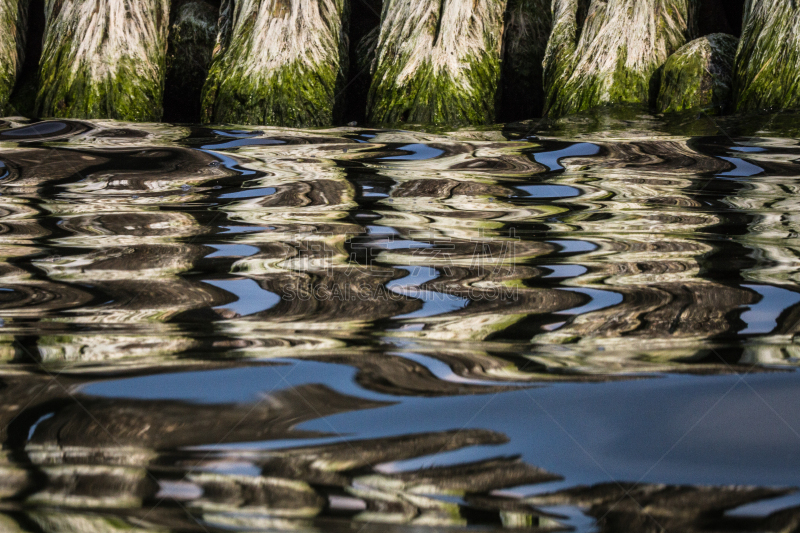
[0,119,798,531]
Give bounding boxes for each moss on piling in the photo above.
[366,0,505,126]
[733,0,800,113]
[36,0,169,121]
[0,0,27,111]
[657,33,738,114]
[201,0,348,127]
[544,0,693,119]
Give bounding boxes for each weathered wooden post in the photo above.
[543,0,693,118]
[36,0,170,121]
[0,0,27,110]
[366,0,506,125]
[733,0,800,112]
[201,0,349,126]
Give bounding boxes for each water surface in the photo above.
[0,115,799,532]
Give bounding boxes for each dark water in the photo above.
[0,114,799,532]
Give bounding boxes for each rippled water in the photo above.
[0,114,800,532]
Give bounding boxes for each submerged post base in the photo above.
[657,33,738,115]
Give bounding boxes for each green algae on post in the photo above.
[366,0,505,126]
[201,0,348,127]
[165,0,219,123]
[734,0,800,113]
[36,0,169,121]
[0,0,27,111]
[657,33,738,115]
[500,0,551,121]
[544,0,692,119]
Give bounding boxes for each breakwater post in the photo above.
[543,0,693,118]
[366,0,506,126]
[36,0,169,121]
[0,0,27,110]
[201,0,349,127]
[734,0,800,112]
[3,0,799,125]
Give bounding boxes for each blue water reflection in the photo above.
[0,123,799,531]
[80,359,800,491]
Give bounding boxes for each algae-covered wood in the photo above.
[544,0,693,118]
[657,33,738,114]
[367,0,506,126]
[500,0,551,120]
[201,0,348,127]
[734,0,800,112]
[0,0,27,110]
[36,0,170,121]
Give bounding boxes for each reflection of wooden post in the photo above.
[528,483,793,533]
[0,0,27,110]
[367,0,505,126]
[734,0,800,113]
[36,0,170,121]
[544,0,692,118]
[201,0,349,126]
